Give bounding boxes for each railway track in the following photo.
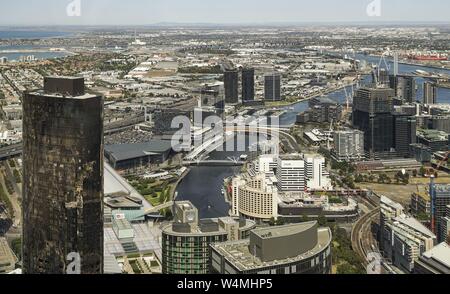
[351,208,380,265]
[351,193,381,266]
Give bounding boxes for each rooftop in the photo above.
[211,226,331,272]
[105,140,173,162]
[27,89,98,100]
[434,184,450,193]
[252,222,316,240]
[393,215,436,239]
[422,242,450,269]
[162,217,256,237]
[417,129,449,141]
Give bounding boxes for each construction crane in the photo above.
[436,151,450,170]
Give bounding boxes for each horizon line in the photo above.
[1,20,450,28]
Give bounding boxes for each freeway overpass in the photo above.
[0,143,22,160]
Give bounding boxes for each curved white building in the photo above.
[231,174,278,221]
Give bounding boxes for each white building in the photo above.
[255,154,278,174]
[276,155,306,192]
[332,129,365,162]
[305,154,332,191]
[276,154,332,192]
[231,173,279,221]
[380,196,437,273]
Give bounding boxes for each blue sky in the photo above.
[0,0,449,26]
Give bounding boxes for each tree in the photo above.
[419,166,426,177]
[301,214,310,223]
[269,217,276,226]
[355,174,364,183]
[276,218,285,226]
[317,213,327,226]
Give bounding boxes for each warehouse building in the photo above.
[105,140,174,170]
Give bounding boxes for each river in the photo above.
[179,53,450,219]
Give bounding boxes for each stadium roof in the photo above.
[105,140,173,162]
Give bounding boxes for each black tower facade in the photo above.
[224,69,239,104]
[22,77,104,274]
[352,87,395,156]
[242,68,255,102]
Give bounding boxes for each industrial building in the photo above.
[22,76,104,274]
[105,140,173,170]
[161,201,256,274]
[210,222,332,274]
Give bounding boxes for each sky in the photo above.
[0,0,449,26]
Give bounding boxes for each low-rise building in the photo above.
[414,242,450,274]
[210,222,332,274]
[105,140,173,170]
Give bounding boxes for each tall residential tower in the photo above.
[22,76,104,274]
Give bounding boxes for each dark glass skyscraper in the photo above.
[423,81,438,105]
[22,77,104,274]
[352,87,395,156]
[389,75,416,103]
[264,72,281,101]
[394,114,417,158]
[242,68,255,102]
[224,69,239,104]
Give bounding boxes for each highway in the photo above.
[0,143,22,160]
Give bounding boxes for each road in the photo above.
[4,160,21,197]
[0,164,21,228]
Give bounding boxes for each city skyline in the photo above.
[0,0,450,26]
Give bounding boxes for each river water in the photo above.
[179,54,450,219]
